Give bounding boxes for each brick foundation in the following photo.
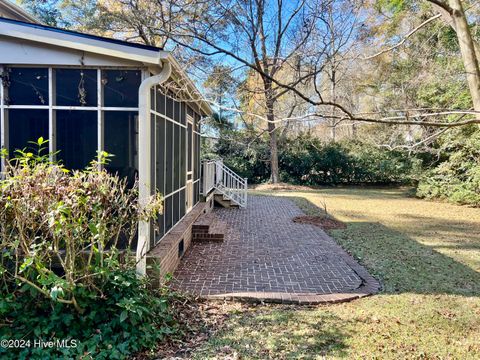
[147,194,214,287]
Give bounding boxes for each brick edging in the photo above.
[203,272,379,305]
[188,254,381,305]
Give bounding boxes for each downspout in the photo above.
[136,59,172,276]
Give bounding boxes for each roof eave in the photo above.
[166,54,214,116]
[0,0,39,24]
[0,19,167,65]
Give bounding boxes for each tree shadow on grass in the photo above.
[282,195,480,297]
[251,186,415,201]
[196,306,351,359]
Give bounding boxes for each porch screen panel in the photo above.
[187,123,193,172]
[155,113,165,238]
[7,109,49,155]
[103,70,141,107]
[104,111,137,186]
[165,121,173,194]
[55,69,97,107]
[179,189,186,219]
[173,192,180,225]
[6,68,48,105]
[56,110,97,170]
[173,125,180,190]
[152,87,188,244]
[0,66,142,175]
[164,195,173,233]
[154,89,166,238]
[192,111,201,206]
[180,127,186,187]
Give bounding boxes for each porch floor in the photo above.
[173,195,379,304]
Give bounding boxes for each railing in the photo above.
[201,159,248,207]
[202,160,216,195]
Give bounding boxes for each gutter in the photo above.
[136,58,172,276]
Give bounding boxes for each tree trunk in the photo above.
[264,79,280,183]
[433,0,480,118]
[266,99,279,183]
[329,5,337,142]
[430,2,480,59]
[330,67,337,142]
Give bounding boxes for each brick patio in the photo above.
[173,195,380,304]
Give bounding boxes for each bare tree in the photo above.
[162,0,333,183]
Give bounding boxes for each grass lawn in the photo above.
[191,187,480,359]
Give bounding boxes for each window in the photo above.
[55,69,97,107]
[103,70,141,107]
[7,109,48,155]
[5,68,48,105]
[56,110,97,170]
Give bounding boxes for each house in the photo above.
[0,1,246,280]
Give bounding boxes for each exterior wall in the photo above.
[0,36,142,67]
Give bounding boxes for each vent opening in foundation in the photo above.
[178,239,185,258]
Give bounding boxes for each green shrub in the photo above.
[0,140,169,359]
[0,268,176,359]
[417,127,480,207]
[213,129,270,183]
[213,131,418,185]
[279,134,418,185]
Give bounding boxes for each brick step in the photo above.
[192,224,209,233]
[214,194,239,208]
[192,213,226,242]
[193,233,224,241]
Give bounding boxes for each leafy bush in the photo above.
[417,127,480,207]
[213,129,270,183]
[213,130,418,185]
[279,136,418,185]
[0,268,176,359]
[0,140,169,359]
